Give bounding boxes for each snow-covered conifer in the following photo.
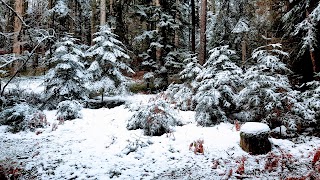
[165,55,201,111]
[194,46,243,126]
[238,44,292,123]
[43,35,87,108]
[0,103,47,133]
[86,25,133,96]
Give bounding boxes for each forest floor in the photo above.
[1,77,320,179]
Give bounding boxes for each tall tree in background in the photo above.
[12,0,24,73]
[91,0,97,45]
[283,0,320,76]
[198,0,207,65]
[191,0,196,53]
[100,0,106,26]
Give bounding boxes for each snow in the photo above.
[240,122,270,134]
[2,76,45,94]
[1,78,320,179]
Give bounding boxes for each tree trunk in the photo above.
[91,0,97,45]
[310,49,318,74]
[306,10,318,74]
[154,0,162,63]
[198,0,207,65]
[100,0,106,26]
[13,0,23,55]
[174,0,180,49]
[241,33,247,67]
[110,0,113,16]
[69,0,75,34]
[12,0,24,74]
[191,0,196,53]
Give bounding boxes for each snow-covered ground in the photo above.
[1,77,320,179]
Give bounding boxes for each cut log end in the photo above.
[240,122,271,155]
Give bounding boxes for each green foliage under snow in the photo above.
[127,96,182,136]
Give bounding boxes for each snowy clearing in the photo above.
[1,93,320,179]
[0,77,320,179]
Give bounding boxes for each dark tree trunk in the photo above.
[198,0,207,65]
[191,0,195,53]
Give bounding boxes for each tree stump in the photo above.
[240,122,271,155]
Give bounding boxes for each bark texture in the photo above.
[240,128,271,155]
[100,0,106,26]
[198,0,207,65]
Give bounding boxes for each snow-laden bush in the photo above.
[57,100,83,120]
[164,55,200,111]
[238,44,294,125]
[127,96,182,136]
[193,46,243,126]
[0,103,47,133]
[165,83,194,111]
[180,55,202,83]
[297,79,320,131]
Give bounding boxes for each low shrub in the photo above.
[0,103,47,133]
[56,100,83,120]
[165,83,194,111]
[127,96,182,136]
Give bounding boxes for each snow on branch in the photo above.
[0,0,29,27]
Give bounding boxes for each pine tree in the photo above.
[43,35,87,108]
[238,43,292,123]
[194,45,243,126]
[283,0,320,74]
[86,25,133,96]
[133,3,183,88]
[165,55,201,111]
[299,75,320,130]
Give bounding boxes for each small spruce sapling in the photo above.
[86,25,133,97]
[193,45,243,126]
[43,35,87,108]
[165,55,201,111]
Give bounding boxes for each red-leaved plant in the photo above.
[312,148,320,166]
[236,156,246,174]
[235,120,241,131]
[265,152,280,172]
[312,147,320,173]
[189,139,204,154]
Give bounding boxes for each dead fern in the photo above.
[189,139,204,154]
